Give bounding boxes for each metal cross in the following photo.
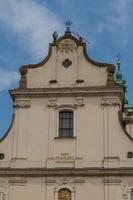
[64,19,73,32]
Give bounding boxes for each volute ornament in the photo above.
[0,180,7,200]
[101,97,121,106]
[58,39,77,53]
[122,181,133,200]
[13,99,31,108]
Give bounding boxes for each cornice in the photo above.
[101,96,121,106]
[9,86,124,101]
[0,168,133,177]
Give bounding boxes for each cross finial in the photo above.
[117,53,121,64]
[64,19,73,33]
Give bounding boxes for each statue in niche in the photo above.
[58,188,71,200]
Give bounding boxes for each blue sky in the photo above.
[0,0,133,138]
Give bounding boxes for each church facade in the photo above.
[0,27,133,200]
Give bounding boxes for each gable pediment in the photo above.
[19,32,115,89]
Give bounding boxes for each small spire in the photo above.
[64,19,73,33]
[115,54,129,105]
[116,53,123,82]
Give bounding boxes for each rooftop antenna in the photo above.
[73,32,90,44]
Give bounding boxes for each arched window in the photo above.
[59,110,73,138]
[131,189,133,200]
[58,188,71,200]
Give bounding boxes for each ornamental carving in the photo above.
[74,97,84,106]
[48,97,57,107]
[62,59,72,68]
[46,177,84,187]
[58,39,77,53]
[13,99,31,108]
[0,181,7,200]
[101,97,121,106]
[56,178,84,186]
[122,181,133,200]
[56,179,73,186]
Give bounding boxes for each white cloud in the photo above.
[96,22,105,34]
[0,70,19,91]
[96,0,131,45]
[0,0,63,59]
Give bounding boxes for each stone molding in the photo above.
[1,168,133,177]
[0,180,7,200]
[55,104,77,110]
[10,87,124,102]
[45,178,56,185]
[8,179,27,186]
[13,99,31,109]
[103,178,121,185]
[122,181,133,200]
[101,97,121,106]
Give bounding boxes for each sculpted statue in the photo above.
[58,189,71,200]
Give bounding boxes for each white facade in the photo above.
[0,30,133,200]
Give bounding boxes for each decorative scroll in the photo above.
[46,177,84,186]
[58,39,77,53]
[13,99,31,108]
[56,179,73,186]
[56,178,84,186]
[122,181,133,200]
[101,97,121,106]
[74,97,84,106]
[48,97,57,107]
[0,181,7,200]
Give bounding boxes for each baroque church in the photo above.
[0,23,133,200]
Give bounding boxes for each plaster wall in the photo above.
[1,176,132,200]
[27,40,107,88]
[0,95,133,168]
